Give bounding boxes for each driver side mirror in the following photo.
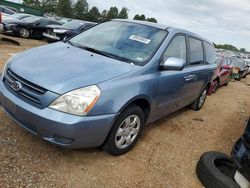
[160,57,185,71]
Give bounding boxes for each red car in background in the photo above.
[208,55,233,95]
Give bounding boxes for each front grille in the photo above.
[3,68,47,106]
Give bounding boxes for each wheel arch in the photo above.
[118,95,151,123]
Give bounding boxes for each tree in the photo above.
[240,48,246,53]
[147,17,157,23]
[99,10,108,22]
[56,0,73,18]
[41,0,58,13]
[133,14,146,21]
[73,0,88,19]
[106,6,119,20]
[23,0,42,9]
[85,6,100,22]
[117,7,128,19]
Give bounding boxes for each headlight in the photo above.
[7,24,16,27]
[53,29,69,34]
[49,85,101,116]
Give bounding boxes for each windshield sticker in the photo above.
[129,35,151,44]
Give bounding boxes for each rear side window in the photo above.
[162,35,186,62]
[189,37,204,65]
[204,42,216,64]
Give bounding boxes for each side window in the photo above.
[161,35,186,63]
[189,37,204,65]
[38,20,49,27]
[204,42,216,64]
[50,21,60,25]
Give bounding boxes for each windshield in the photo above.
[232,59,245,68]
[22,17,41,23]
[63,20,86,29]
[69,21,167,65]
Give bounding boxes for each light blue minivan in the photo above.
[0,20,216,155]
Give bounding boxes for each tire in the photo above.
[103,105,145,156]
[225,78,230,86]
[213,80,219,92]
[190,86,208,111]
[196,151,240,188]
[19,27,30,38]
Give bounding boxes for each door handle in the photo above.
[184,74,197,81]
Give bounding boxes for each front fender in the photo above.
[89,72,159,116]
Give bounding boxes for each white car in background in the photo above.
[0,12,3,34]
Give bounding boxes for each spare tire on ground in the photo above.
[196,151,240,188]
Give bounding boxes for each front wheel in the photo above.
[190,86,208,111]
[19,27,30,38]
[103,105,145,156]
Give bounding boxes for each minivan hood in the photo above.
[9,42,137,94]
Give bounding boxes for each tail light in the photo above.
[0,12,2,23]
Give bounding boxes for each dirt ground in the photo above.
[0,34,250,188]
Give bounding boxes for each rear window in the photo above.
[204,42,216,64]
[189,38,204,65]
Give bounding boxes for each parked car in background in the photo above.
[245,60,250,74]
[231,58,248,80]
[3,16,62,39]
[0,5,16,16]
[208,55,232,94]
[0,20,217,155]
[0,11,3,34]
[1,14,34,32]
[3,13,33,23]
[43,20,96,42]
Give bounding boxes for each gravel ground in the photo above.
[0,35,250,188]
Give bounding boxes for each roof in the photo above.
[113,19,169,30]
[113,19,212,45]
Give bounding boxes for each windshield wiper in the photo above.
[77,45,133,64]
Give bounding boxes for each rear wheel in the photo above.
[103,105,145,156]
[19,27,30,38]
[190,86,208,111]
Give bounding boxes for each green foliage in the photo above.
[213,43,248,53]
[56,0,73,18]
[240,48,246,53]
[73,0,88,19]
[22,0,157,23]
[100,10,108,22]
[147,17,157,23]
[85,6,100,22]
[133,14,146,21]
[23,0,42,9]
[214,43,238,51]
[133,14,157,23]
[106,6,119,20]
[41,0,58,13]
[117,7,128,19]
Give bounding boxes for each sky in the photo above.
[9,0,250,51]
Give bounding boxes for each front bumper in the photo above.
[2,24,19,36]
[43,32,60,41]
[0,77,118,148]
